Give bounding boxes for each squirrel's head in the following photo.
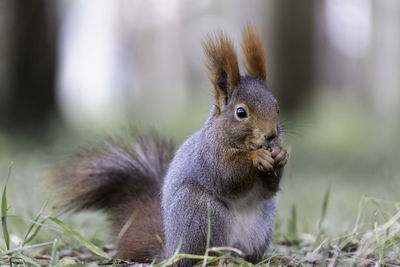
[203,25,280,150]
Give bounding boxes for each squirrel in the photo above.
[49,25,289,266]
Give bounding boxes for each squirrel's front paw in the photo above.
[271,146,289,169]
[252,149,274,173]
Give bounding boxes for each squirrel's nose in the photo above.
[264,131,277,143]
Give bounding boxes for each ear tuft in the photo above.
[203,31,240,107]
[241,24,267,80]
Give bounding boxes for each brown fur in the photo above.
[241,25,267,80]
[114,197,163,262]
[203,31,240,110]
[47,131,174,262]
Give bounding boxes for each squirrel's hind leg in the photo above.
[114,196,164,263]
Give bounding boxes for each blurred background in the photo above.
[0,0,399,243]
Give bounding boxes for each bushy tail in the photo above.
[48,130,174,262]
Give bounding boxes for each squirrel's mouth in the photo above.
[233,139,275,152]
[247,142,270,151]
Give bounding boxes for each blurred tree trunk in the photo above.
[0,0,58,134]
[368,0,400,118]
[269,0,316,113]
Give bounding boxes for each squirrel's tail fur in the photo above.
[48,131,174,262]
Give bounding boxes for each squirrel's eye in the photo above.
[277,107,280,114]
[236,107,247,119]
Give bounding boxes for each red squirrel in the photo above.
[50,25,288,266]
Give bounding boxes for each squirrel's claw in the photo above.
[272,146,289,169]
[252,149,274,173]
[252,146,288,175]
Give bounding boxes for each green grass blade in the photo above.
[318,185,330,231]
[288,203,298,240]
[202,202,211,267]
[48,216,111,260]
[50,239,58,266]
[23,201,47,244]
[0,241,54,257]
[352,195,366,235]
[23,218,47,245]
[116,211,135,243]
[23,212,42,242]
[154,237,182,267]
[194,255,226,267]
[1,162,13,251]
[19,216,63,233]
[16,253,41,267]
[149,258,157,267]
[1,184,10,250]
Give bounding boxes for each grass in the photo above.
[0,92,399,266]
[0,176,399,266]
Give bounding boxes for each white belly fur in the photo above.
[227,181,275,255]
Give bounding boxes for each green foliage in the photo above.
[287,204,298,242]
[1,184,10,251]
[318,184,330,233]
[23,201,47,245]
[1,163,13,252]
[16,253,42,267]
[153,237,182,267]
[48,217,111,260]
[50,239,58,266]
[202,202,211,267]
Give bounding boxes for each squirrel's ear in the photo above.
[241,24,267,81]
[203,32,240,110]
